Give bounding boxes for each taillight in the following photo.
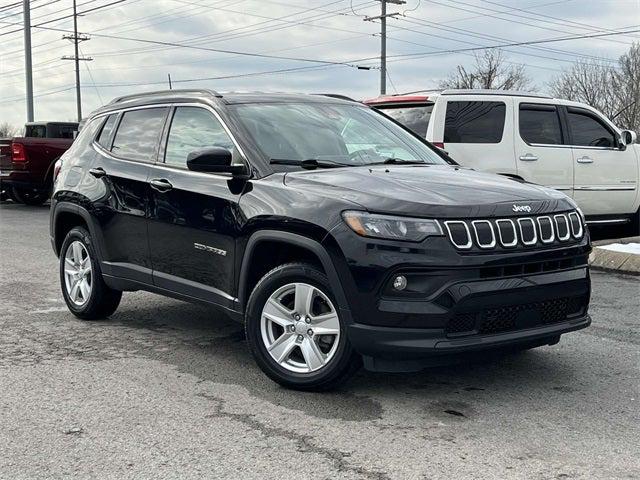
[432,142,445,149]
[53,158,63,181]
[12,143,26,162]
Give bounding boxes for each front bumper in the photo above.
[344,267,591,370]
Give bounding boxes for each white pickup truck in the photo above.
[365,89,640,232]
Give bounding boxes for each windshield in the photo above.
[232,102,446,167]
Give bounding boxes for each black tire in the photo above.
[245,263,361,391]
[11,185,49,205]
[630,208,640,236]
[59,226,122,320]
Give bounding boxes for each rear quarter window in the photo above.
[377,104,433,137]
[96,114,119,149]
[443,101,506,143]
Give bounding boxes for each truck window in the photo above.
[47,124,76,139]
[567,108,616,148]
[111,108,168,161]
[519,104,563,145]
[25,125,46,138]
[443,101,505,143]
[96,114,118,149]
[376,104,433,137]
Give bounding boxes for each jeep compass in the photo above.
[50,90,591,390]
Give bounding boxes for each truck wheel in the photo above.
[630,208,640,236]
[60,226,122,320]
[11,186,48,206]
[245,263,360,391]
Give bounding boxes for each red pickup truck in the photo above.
[0,121,78,205]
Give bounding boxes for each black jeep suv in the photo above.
[50,89,591,390]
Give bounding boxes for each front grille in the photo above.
[446,295,588,336]
[444,212,583,251]
[478,255,588,279]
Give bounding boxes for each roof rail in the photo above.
[108,89,223,104]
[313,93,359,102]
[440,89,552,99]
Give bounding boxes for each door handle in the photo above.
[150,178,173,192]
[519,153,538,162]
[577,156,593,164]
[89,167,106,178]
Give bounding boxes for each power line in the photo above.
[2,0,376,64]
[481,0,639,37]
[424,0,636,46]
[0,0,126,36]
[394,15,619,64]
[0,19,376,69]
[89,0,377,59]
[381,27,640,63]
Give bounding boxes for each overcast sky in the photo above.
[1,0,638,127]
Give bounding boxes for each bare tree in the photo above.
[440,50,533,91]
[548,42,640,131]
[0,122,20,138]
[611,42,640,132]
[548,59,617,119]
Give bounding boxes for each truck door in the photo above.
[565,106,638,217]
[514,102,574,196]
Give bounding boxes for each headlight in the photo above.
[342,211,443,242]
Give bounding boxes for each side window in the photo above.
[25,125,46,138]
[567,109,616,148]
[519,104,563,145]
[58,125,76,139]
[378,104,433,137]
[111,107,168,161]
[96,114,118,149]
[444,101,506,143]
[164,107,235,168]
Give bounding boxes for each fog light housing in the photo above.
[393,275,407,291]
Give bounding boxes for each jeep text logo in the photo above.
[512,204,532,213]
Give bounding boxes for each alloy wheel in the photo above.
[63,240,93,306]
[260,282,341,374]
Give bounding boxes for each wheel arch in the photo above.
[237,230,351,321]
[52,202,101,258]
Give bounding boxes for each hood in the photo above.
[283,165,575,218]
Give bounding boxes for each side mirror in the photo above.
[620,130,637,147]
[186,147,246,175]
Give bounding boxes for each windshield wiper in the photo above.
[374,158,426,165]
[270,158,352,170]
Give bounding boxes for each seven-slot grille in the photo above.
[444,212,583,250]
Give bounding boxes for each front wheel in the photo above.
[60,226,122,320]
[245,263,360,391]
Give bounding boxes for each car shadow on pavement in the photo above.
[94,297,583,423]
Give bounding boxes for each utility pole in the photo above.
[364,0,405,95]
[61,0,92,122]
[23,0,34,122]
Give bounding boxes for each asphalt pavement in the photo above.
[1,201,638,480]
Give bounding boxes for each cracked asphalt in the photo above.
[1,202,639,480]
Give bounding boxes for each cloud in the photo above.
[1,0,637,127]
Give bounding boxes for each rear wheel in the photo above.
[245,263,360,391]
[60,226,122,320]
[11,185,49,205]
